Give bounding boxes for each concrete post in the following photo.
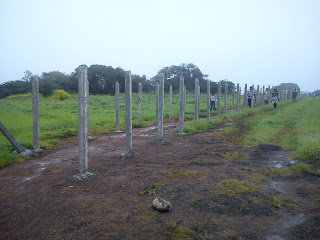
[263,86,265,105]
[70,66,96,180]
[78,66,89,174]
[120,71,139,157]
[115,82,120,132]
[125,71,133,152]
[184,85,186,117]
[198,86,200,115]
[207,79,210,120]
[179,76,185,134]
[224,82,228,114]
[156,83,159,121]
[236,83,240,111]
[257,85,260,107]
[217,82,221,115]
[0,121,28,154]
[240,87,242,107]
[169,85,172,119]
[232,88,235,108]
[157,74,164,141]
[268,85,271,104]
[251,85,255,107]
[32,76,41,152]
[138,82,142,124]
[244,84,247,108]
[194,78,199,123]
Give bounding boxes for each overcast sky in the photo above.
[1,0,319,92]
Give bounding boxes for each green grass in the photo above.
[1,93,319,167]
[264,163,319,177]
[164,170,212,179]
[217,179,259,195]
[221,151,248,161]
[240,98,320,160]
[167,221,195,240]
[269,195,301,208]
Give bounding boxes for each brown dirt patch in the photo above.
[0,119,319,239]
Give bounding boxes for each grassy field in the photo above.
[1,92,319,167]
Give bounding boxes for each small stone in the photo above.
[152,197,172,212]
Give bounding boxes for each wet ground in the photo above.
[0,119,319,239]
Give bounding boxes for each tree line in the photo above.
[0,63,235,99]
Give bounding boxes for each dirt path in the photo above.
[0,119,319,239]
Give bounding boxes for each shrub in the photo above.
[52,89,70,100]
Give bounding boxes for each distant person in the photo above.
[210,93,217,111]
[264,88,269,105]
[292,89,298,101]
[272,89,278,111]
[247,87,255,108]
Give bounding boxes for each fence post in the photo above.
[169,85,172,119]
[157,74,164,143]
[207,79,210,120]
[179,76,185,134]
[194,78,199,123]
[236,83,240,111]
[32,76,41,152]
[115,82,120,132]
[0,121,31,155]
[257,85,260,107]
[156,83,159,121]
[224,82,228,114]
[239,87,242,107]
[244,84,247,108]
[121,71,139,157]
[217,82,221,115]
[198,86,200,115]
[232,88,235,108]
[70,65,96,180]
[138,82,142,125]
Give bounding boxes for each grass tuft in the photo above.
[217,179,259,195]
[221,151,248,161]
[164,170,212,179]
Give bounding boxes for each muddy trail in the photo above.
[0,119,319,240]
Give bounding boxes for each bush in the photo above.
[52,89,70,100]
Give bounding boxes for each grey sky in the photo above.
[1,0,319,92]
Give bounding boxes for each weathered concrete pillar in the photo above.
[115,82,120,132]
[236,83,240,111]
[125,71,133,152]
[217,82,221,115]
[244,84,248,108]
[179,76,185,134]
[70,65,96,180]
[32,76,41,152]
[251,85,255,107]
[169,85,172,119]
[263,86,265,105]
[268,85,271,104]
[224,82,228,114]
[240,87,242,107]
[232,88,235,108]
[138,82,142,124]
[157,74,164,141]
[156,83,159,121]
[0,121,32,156]
[198,86,200,115]
[121,71,139,157]
[184,85,186,117]
[78,66,89,173]
[194,78,199,123]
[207,79,210,120]
[257,85,260,107]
